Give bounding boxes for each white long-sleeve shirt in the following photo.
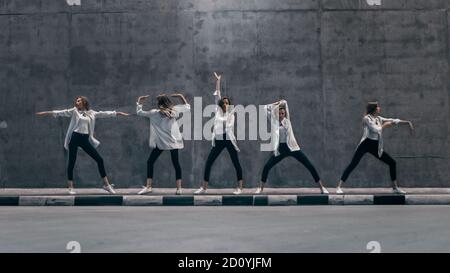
[279,125,288,143]
[73,111,90,134]
[264,100,300,156]
[137,103,190,150]
[52,107,117,150]
[358,114,401,157]
[211,90,240,151]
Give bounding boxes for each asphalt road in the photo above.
[0,206,449,253]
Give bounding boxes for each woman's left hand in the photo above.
[408,121,415,135]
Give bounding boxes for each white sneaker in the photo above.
[138,186,152,195]
[194,187,206,194]
[254,188,263,194]
[176,188,183,195]
[103,184,116,194]
[336,187,344,194]
[233,188,243,195]
[320,187,329,194]
[393,187,406,194]
[68,188,76,195]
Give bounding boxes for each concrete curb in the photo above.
[123,196,163,206]
[344,195,373,205]
[163,196,194,206]
[194,196,222,206]
[268,195,297,206]
[74,196,123,206]
[2,194,450,206]
[17,196,75,206]
[405,195,450,205]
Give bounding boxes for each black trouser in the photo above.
[68,132,106,181]
[204,134,243,182]
[261,143,321,183]
[147,147,182,180]
[341,138,396,182]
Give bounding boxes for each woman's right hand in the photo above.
[214,72,222,81]
[137,95,150,104]
[36,111,50,116]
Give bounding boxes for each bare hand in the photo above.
[214,72,222,81]
[117,112,130,116]
[137,95,150,104]
[407,121,415,136]
[36,111,50,116]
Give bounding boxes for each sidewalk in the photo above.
[1,188,450,206]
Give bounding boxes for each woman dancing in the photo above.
[36,96,129,194]
[195,72,244,195]
[255,99,328,194]
[136,93,190,195]
[336,101,414,194]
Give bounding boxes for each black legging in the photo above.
[341,138,396,182]
[147,147,182,180]
[68,132,106,180]
[261,143,320,183]
[204,134,243,182]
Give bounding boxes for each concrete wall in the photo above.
[0,0,449,188]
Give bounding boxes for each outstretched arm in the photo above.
[37,108,75,118]
[36,111,53,117]
[116,112,130,116]
[398,119,414,131]
[380,117,414,131]
[94,110,128,118]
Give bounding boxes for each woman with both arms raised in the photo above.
[136,92,190,195]
[255,99,329,194]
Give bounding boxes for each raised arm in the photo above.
[170,93,189,105]
[264,99,286,120]
[170,93,191,115]
[213,72,222,104]
[93,110,118,118]
[136,95,155,118]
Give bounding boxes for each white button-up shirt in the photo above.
[264,100,300,156]
[52,107,117,150]
[358,114,401,157]
[211,90,240,151]
[73,111,90,134]
[137,103,190,150]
